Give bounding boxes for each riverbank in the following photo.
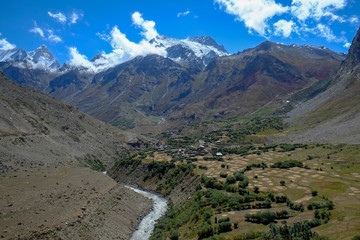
[126,186,168,240]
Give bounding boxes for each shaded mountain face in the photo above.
[66,55,199,127]
[284,27,360,144]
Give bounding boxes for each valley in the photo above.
[0,19,359,240]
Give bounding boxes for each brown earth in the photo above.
[0,166,151,240]
[0,73,155,239]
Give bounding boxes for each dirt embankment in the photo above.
[109,162,200,205]
[0,166,152,240]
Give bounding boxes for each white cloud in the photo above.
[311,24,348,43]
[274,20,295,37]
[48,11,67,23]
[349,16,359,24]
[291,0,346,22]
[70,12,83,24]
[215,0,289,36]
[29,22,62,43]
[343,42,351,48]
[96,32,111,41]
[69,12,167,72]
[30,26,45,38]
[177,10,190,17]
[0,38,16,50]
[69,47,95,71]
[47,30,62,43]
[131,12,159,40]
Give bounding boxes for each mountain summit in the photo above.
[0,44,59,70]
[149,35,228,68]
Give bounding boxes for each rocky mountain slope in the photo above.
[0,37,346,133]
[0,72,153,239]
[282,27,360,143]
[58,41,344,132]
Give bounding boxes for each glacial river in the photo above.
[126,186,168,240]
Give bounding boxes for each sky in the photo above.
[0,0,360,66]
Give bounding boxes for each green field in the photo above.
[141,144,360,240]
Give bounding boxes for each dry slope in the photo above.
[0,72,152,239]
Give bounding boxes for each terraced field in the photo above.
[148,144,360,239]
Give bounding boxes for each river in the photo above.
[126,186,168,240]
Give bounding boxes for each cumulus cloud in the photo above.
[131,12,159,40]
[0,37,16,50]
[177,10,190,17]
[274,20,295,38]
[215,0,289,36]
[48,11,67,23]
[70,11,167,72]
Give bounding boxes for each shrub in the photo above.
[218,221,232,233]
[234,222,239,229]
[226,175,236,184]
[170,230,179,240]
[198,224,214,239]
[312,190,318,196]
[271,160,303,169]
[218,217,230,223]
[220,172,228,178]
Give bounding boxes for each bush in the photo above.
[170,230,179,240]
[218,217,230,223]
[312,190,318,196]
[220,172,228,178]
[226,175,236,184]
[271,160,303,169]
[198,224,214,239]
[234,222,239,229]
[218,221,232,233]
[234,171,246,181]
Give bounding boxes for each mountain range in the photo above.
[1,23,360,240]
[282,26,360,143]
[0,34,348,133]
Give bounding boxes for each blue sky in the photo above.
[1,0,359,65]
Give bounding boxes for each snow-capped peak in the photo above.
[150,35,228,68]
[0,44,60,70]
[28,45,60,69]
